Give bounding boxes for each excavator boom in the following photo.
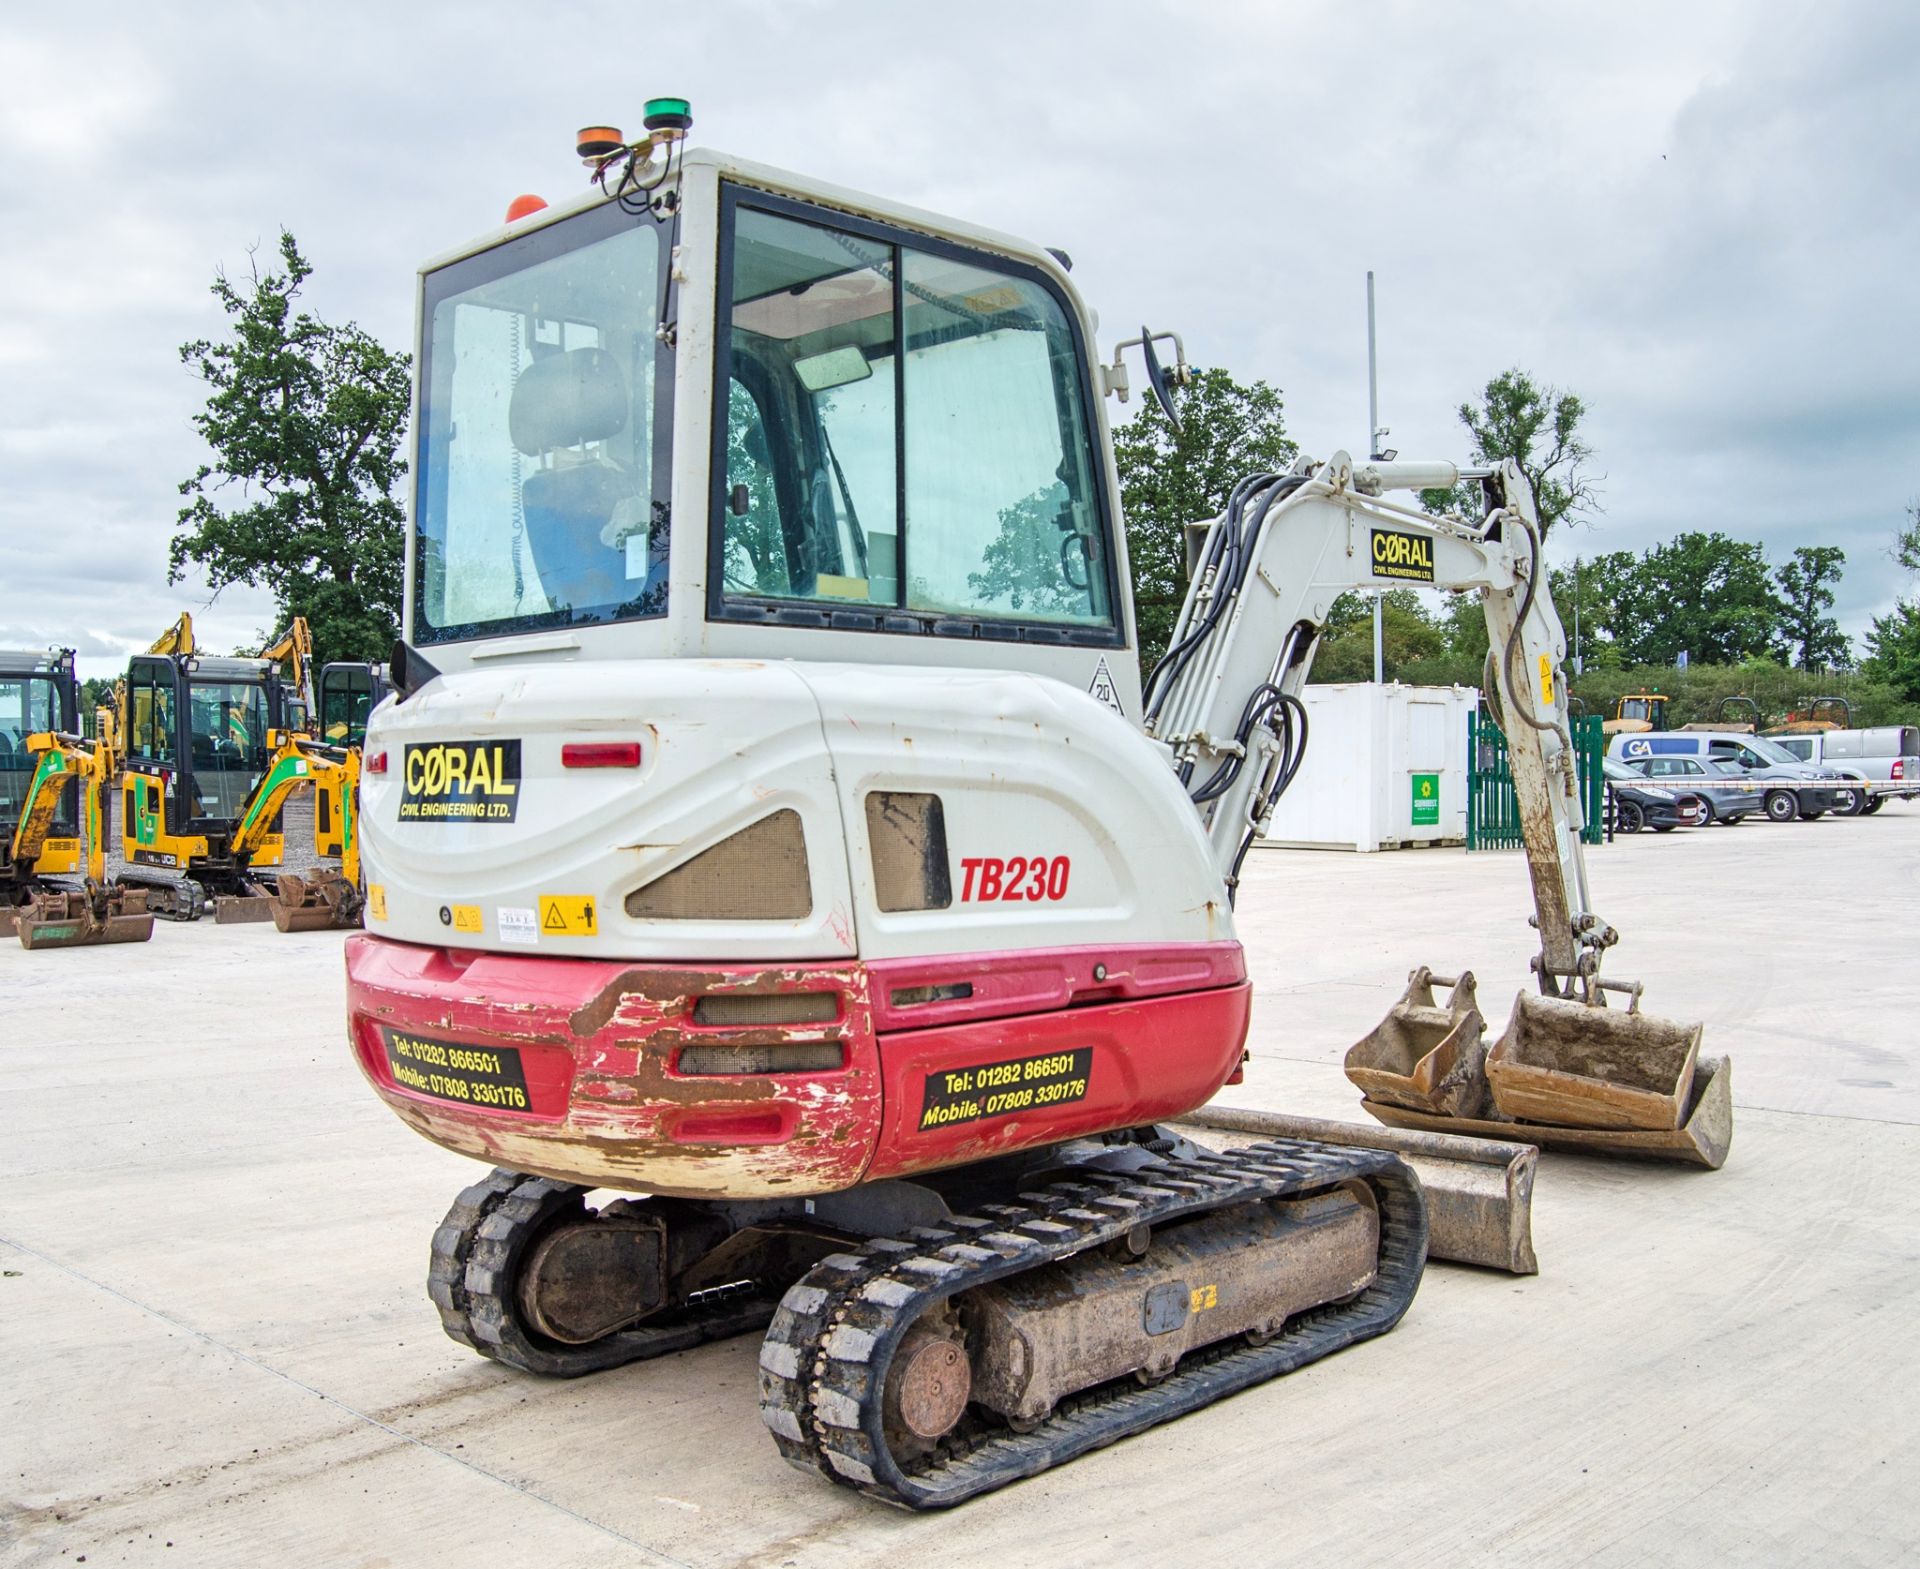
[1150,453,1612,998]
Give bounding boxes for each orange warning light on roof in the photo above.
[504,194,548,223]
[576,125,625,160]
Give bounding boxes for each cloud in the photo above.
[2,0,1914,684]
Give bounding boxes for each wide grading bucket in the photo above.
[16,887,155,950]
[1344,968,1490,1118]
[1486,992,1702,1132]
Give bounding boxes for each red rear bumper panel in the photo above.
[347,935,1249,1200]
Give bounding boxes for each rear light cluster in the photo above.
[562,741,643,768]
[1894,760,1907,781]
[363,750,388,775]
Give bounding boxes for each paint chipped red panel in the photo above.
[866,941,1245,1032]
[345,935,880,1198]
[345,937,1250,1201]
[864,982,1252,1182]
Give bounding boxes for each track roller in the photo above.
[758,1139,1427,1509]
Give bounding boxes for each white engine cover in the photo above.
[359,658,1232,962]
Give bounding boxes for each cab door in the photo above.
[122,658,188,863]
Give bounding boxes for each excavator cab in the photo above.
[119,651,290,917]
[318,661,389,747]
[0,648,82,898]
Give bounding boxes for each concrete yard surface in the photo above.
[4,810,1917,1566]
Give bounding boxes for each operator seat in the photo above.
[510,348,641,614]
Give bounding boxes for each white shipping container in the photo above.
[1256,682,1476,853]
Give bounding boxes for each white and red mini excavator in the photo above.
[347,103,1688,1507]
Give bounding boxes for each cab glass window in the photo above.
[128,661,175,763]
[0,676,56,819]
[415,204,671,643]
[188,681,270,819]
[320,668,376,747]
[714,192,1115,640]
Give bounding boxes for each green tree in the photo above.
[1419,369,1599,539]
[1862,502,1920,700]
[172,231,412,670]
[1312,589,1448,681]
[1111,367,1297,672]
[1775,545,1851,669]
[1862,602,1920,701]
[1610,532,1782,666]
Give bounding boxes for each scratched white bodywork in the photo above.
[360,658,1233,963]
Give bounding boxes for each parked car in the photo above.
[1601,758,1710,833]
[1608,731,1855,821]
[1625,755,1764,825]
[1768,726,1920,815]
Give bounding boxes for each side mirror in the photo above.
[1107,328,1192,432]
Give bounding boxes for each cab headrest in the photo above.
[509,346,629,455]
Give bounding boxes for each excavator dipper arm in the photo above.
[1147,451,1611,999]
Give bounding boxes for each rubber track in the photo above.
[756,1139,1427,1509]
[429,1168,778,1377]
[113,873,205,921]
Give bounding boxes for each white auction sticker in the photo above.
[497,906,538,945]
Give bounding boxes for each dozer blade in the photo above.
[17,887,155,950]
[1486,991,1703,1132]
[213,892,274,924]
[1174,1107,1539,1274]
[268,869,362,932]
[1345,967,1490,1118]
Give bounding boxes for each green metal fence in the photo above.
[1467,712,1606,850]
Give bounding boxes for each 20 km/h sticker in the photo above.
[919,1048,1093,1131]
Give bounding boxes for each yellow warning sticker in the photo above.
[1537,653,1555,707]
[538,895,598,937]
[451,904,483,933]
[368,884,388,921]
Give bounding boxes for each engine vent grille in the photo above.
[625,810,811,921]
[677,1043,845,1076]
[865,791,952,912]
[693,992,838,1025]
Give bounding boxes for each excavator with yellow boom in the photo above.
[345,106,1712,1507]
[116,614,362,927]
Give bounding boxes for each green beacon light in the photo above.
[642,97,693,137]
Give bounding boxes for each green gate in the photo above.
[1467,712,1606,850]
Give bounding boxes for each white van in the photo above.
[1768,727,1920,813]
[1607,731,1856,822]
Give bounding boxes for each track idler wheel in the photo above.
[882,1312,972,1456]
[16,886,155,950]
[269,869,363,932]
[429,1168,780,1377]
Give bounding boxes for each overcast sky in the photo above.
[4,0,1915,680]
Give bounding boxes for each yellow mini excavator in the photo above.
[2,646,84,919]
[1,663,153,950]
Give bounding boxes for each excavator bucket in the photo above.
[1345,968,1490,1118]
[213,888,275,923]
[16,887,155,950]
[1486,992,1703,1132]
[268,869,363,932]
